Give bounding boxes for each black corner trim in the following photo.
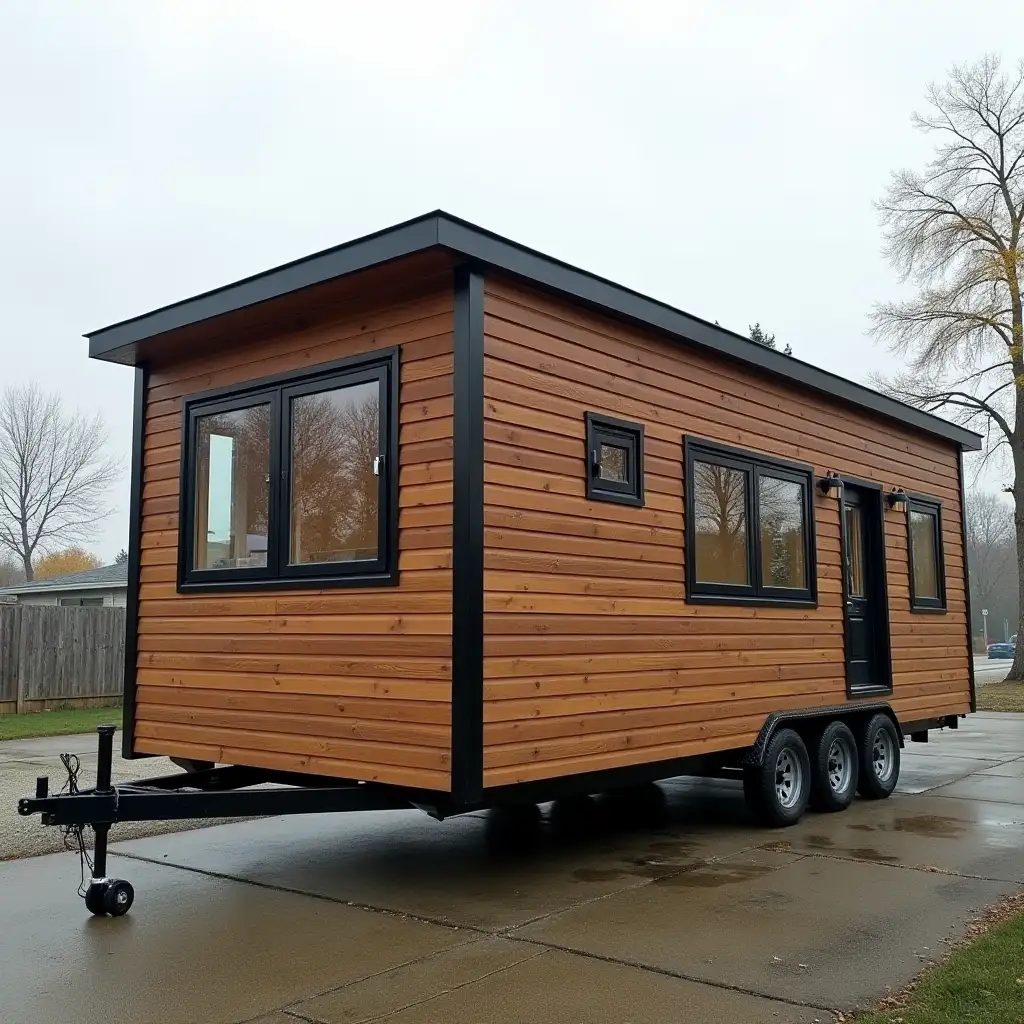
[122,366,149,759]
[956,454,976,712]
[451,266,485,802]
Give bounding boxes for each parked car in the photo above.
[988,642,1015,660]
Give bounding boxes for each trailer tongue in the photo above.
[18,725,439,916]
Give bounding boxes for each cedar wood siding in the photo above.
[482,276,969,788]
[134,266,454,790]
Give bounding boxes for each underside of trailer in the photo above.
[19,705,961,916]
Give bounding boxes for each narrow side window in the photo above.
[907,497,945,611]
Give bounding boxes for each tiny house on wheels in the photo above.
[20,212,980,916]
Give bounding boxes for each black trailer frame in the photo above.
[18,706,962,917]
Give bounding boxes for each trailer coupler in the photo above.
[17,724,425,917]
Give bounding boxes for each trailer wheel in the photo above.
[743,728,810,827]
[84,883,106,916]
[809,721,858,812]
[856,714,900,800]
[102,879,134,917]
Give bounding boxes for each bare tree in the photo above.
[0,554,25,589]
[0,384,120,581]
[869,55,1024,676]
[965,488,1018,639]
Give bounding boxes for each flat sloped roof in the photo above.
[86,211,982,451]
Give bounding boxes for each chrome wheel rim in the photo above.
[872,728,894,783]
[827,736,852,794]
[775,747,803,809]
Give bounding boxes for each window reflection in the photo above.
[289,380,380,565]
[193,405,270,570]
[910,509,939,600]
[758,475,807,589]
[693,461,749,585]
[599,443,628,483]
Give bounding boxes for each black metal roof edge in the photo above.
[86,210,983,451]
[434,217,981,452]
[85,211,445,357]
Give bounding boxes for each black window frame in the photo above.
[684,437,817,607]
[178,348,400,592]
[906,495,946,612]
[585,412,644,507]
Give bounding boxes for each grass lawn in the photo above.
[853,896,1024,1024]
[0,705,122,741]
[976,681,1024,713]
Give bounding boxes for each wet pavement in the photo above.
[1,712,1023,1024]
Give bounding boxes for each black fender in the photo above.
[737,702,899,768]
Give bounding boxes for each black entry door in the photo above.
[842,486,888,693]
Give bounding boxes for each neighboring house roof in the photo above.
[0,562,128,597]
[85,210,983,451]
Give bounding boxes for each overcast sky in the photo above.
[0,1,1019,561]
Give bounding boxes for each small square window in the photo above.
[585,413,644,506]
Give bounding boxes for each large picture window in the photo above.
[907,496,946,611]
[179,350,398,591]
[685,438,816,605]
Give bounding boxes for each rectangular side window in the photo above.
[179,351,398,591]
[585,413,644,506]
[907,497,946,611]
[685,438,816,606]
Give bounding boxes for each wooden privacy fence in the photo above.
[0,606,125,713]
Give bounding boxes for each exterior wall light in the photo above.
[886,487,909,509]
[817,471,841,496]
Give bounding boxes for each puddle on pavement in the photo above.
[804,834,835,849]
[654,863,776,888]
[846,846,901,863]
[849,814,966,839]
[758,840,792,853]
[572,850,701,884]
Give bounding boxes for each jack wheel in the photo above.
[84,879,134,917]
[104,880,134,916]
[85,883,106,916]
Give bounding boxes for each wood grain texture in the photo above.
[133,268,454,789]
[481,276,971,788]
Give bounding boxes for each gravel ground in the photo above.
[1,735,238,861]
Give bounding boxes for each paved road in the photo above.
[2,713,1024,1024]
[974,654,1012,685]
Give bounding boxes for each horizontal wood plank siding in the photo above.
[482,277,970,788]
[134,268,455,790]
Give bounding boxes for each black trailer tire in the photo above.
[809,720,859,812]
[856,714,901,800]
[102,879,134,917]
[85,883,106,916]
[743,728,811,827]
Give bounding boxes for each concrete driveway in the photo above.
[2,713,1023,1024]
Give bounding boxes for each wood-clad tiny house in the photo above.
[89,212,981,822]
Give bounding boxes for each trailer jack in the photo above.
[18,725,437,916]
